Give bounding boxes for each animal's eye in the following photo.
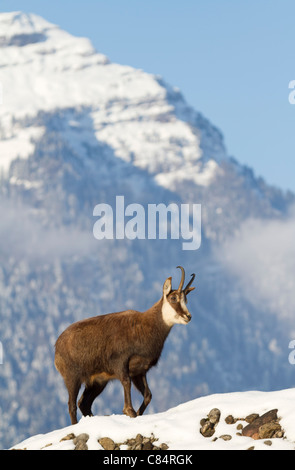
[170,296,177,303]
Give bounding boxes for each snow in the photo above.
[0,126,44,172]
[155,159,219,188]
[0,11,54,40]
[10,388,295,450]
[0,11,225,189]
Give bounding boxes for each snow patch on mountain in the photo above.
[0,125,45,172]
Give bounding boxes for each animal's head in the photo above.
[162,266,195,326]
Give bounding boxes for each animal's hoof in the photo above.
[124,408,137,418]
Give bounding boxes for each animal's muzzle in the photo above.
[185,313,192,323]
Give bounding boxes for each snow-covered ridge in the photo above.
[0,11,54,40]
[10,389,295,450]
[0,11,98,56]
[0,11,227,189]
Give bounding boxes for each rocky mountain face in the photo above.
[0,12,294,449]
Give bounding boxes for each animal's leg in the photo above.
[120,369,136,418]
[78,381,107,417]
[132,374,152,416]
[66,377,81,425]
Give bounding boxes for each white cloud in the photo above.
[215,206,295,321]
[0,199,96,263]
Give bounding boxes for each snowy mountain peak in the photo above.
[0,11,51,34]
[0,11,226,189]
[0,11,57,46]
[0,10,105,62]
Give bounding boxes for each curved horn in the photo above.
[176,266,185,293]
[184,273,195,293]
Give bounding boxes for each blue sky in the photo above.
[1,0,294,191]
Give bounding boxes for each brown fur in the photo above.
[55,268,195,423]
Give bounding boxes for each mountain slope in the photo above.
[0,11,294,450]
[0,11,225,190]
[10,389,295,450]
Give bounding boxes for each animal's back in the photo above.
[54,310,142,376]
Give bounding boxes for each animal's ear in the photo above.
[186,286,195,295]
[163,277,172,297]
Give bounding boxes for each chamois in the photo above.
[54,266,195,424]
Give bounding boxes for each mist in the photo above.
[0,199,96,264]
[215,206,295,323]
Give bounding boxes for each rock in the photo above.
[131,436,143,450]
[225,415,235,424]
[60,433,75,442]
[136,433,143,442]
[258,422,281,439]
[200,420,215,437]
[142,440,153,450]
[160,443,169,450]
[118,434,168,451]
[264,440,272,446]
[245,413,259,424]
[200,406,285,444]
[126,438,135,447]
[200,408,221,438]
[98,437,116,450]
[242,409,280,440]
[73,433,89,444]
[75,440,88,450]
[208,408,221,424]
[73,433,89,450]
